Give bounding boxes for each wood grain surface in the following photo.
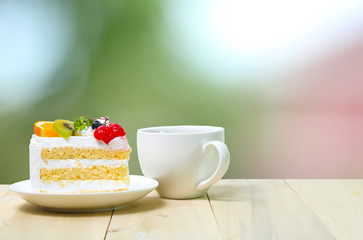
[0,185,9,198]
[1,180,362,240]
[285,180,363,240]
[208,179,335,240]
[0,189,112,240]
[106,191,221,240]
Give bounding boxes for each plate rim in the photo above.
[10,175,159,196]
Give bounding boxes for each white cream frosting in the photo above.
[80,126,94,136]
[30,134,130,150]
[108,136,130,150]
[29,134,130,192]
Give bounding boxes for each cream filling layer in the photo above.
[39,180,129,192]
[44,159,128,168]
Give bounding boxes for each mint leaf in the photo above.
[85,118,93,126]
[74,116,93,133]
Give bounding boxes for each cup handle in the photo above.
[195,141,230,191]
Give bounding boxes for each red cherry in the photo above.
[94,125,110,141]
[103,132,114,144]
[109,123,126,138]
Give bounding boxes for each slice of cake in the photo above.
[30,116,132,193]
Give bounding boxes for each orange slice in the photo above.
[34,121,59,137]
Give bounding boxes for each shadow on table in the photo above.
[207,184,249,202]
[18,203,112,217]
[113,194,166,215]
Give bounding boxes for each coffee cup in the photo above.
[137,125,230,199]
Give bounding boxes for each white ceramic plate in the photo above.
[10,175,159,212]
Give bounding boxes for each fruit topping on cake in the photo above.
[33,116,126,145]
[92,121,102,129]
[94,123,126,144]
[34,121,59,137]
[53,120,74,139]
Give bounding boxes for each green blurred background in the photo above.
[2,0,363,183]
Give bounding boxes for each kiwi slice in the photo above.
[52,120,74,139]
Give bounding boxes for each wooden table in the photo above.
[1,180,362,239]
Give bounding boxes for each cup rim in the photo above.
[137,125,224,135]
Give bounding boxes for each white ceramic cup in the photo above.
[137,125,230,199]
